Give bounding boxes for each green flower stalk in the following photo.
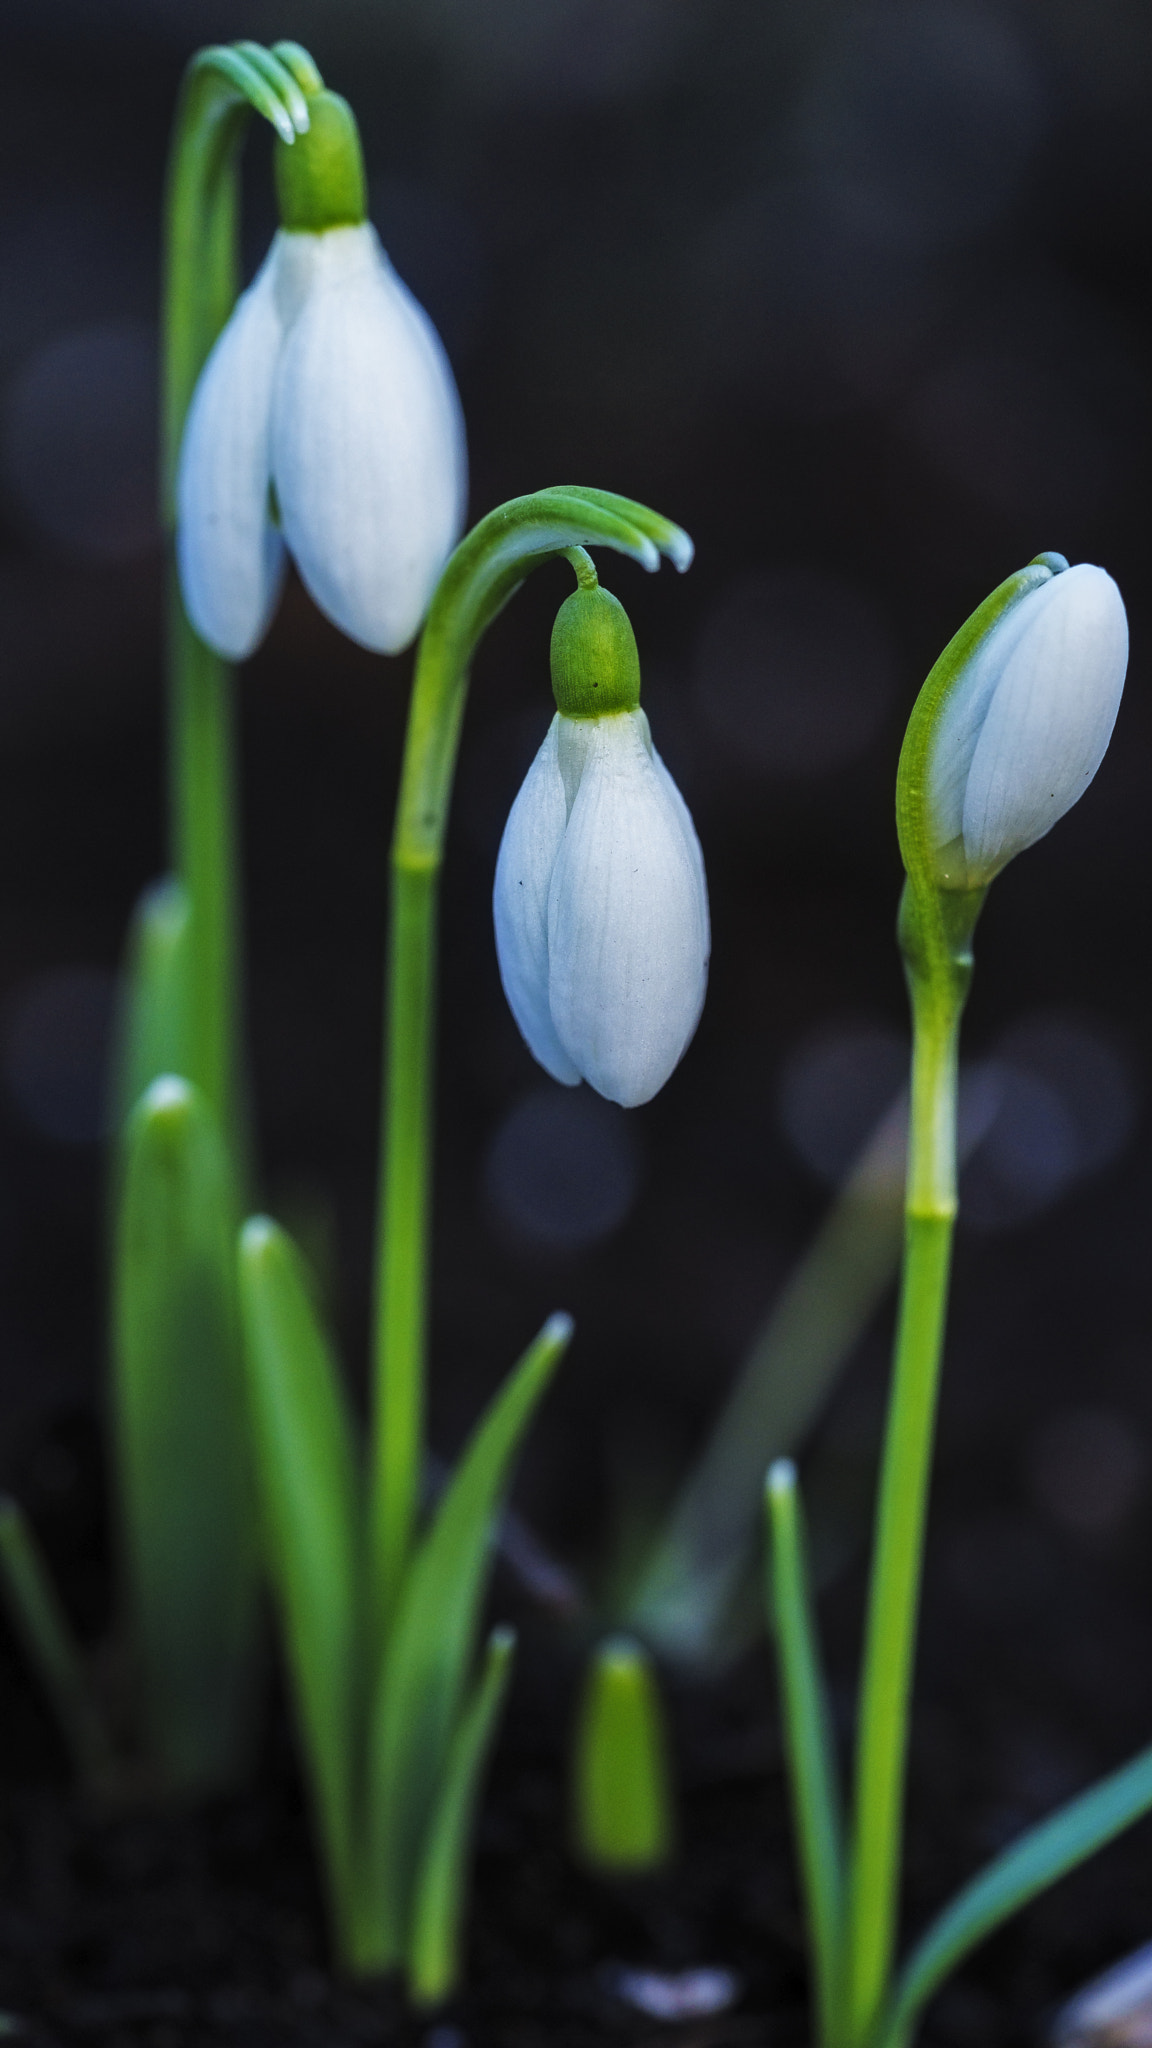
[102,43,321,1794]
[0,50,318,1797]
[845,554,1127,2044]
[106,34,468,1799]
[158,40,320,1137]
[237,488,693,1997]
[763,554,1152,2048]
[0,35,470,1804]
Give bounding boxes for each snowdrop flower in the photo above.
[494,572,709,1109]
[176,89,466,661]
[923,556,1128,890]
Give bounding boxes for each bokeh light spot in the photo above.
[483,1086,642,1251]
[1026,1407,1146,1539]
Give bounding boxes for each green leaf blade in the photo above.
[882,1743,1152,2048]
[112,877,192,1129]
[112,1077,259,1793]
[236,1216,362,1929]
[408,1626,517,2007]
[765,1460,845,2048]
[364,1312,572,1968]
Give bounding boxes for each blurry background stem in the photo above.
[626,1067,1001,1667]
[628,1097,908,1661]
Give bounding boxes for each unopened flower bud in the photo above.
[921,557,1128,890]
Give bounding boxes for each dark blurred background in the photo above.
[3,0,1152,1953]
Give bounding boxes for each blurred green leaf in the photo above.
[363,1312,573,1965]
[881,1741,1152,2048]
[111,877,192,1130]
[572,1634,675,1873]
[408,1625,516,2006]
[237,1216,362,1930]
[0,1495,118,1791]
[112,1077,259,1792]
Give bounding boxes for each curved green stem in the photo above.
[160,44,313,1142]
[368,489,692,1639]
[843,880,981,2048]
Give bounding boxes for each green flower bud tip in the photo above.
[572,1634,676,1872]
[274,90,367,232]
[550,581,641,717]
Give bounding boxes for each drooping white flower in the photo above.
[494,709,710,1108]
[925,560,1128,889]
[176,222,467,660]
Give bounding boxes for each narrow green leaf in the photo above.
[363,1313,572,1967]
[0,1495,118,1792]
[766,1461,845,2048]
[407,1626,516,2006]
[111,877,192,1130]
[880,1742,1152,2048]
[572,1635,676,1872]
[236,1217,362,1934]
[112,1077,259,1793]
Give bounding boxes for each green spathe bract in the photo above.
[572,1635,676,1871]
[762,553,1150,2048]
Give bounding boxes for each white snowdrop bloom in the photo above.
[925,560,1128,889]
[494,581,709,1109]
[176,92,466,661]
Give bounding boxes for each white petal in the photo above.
[961,564,1127,879]
[639,710,712,967]
[267,223,381,325]
[175,246,287,659]
[547,712,710,1108]
[925,591,1039,869]
[493,717,581,1086]
[270,225,467,654]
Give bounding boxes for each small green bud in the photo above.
[550,581,641,718]
[274,90,367,233]
[572,1634,676,1871]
